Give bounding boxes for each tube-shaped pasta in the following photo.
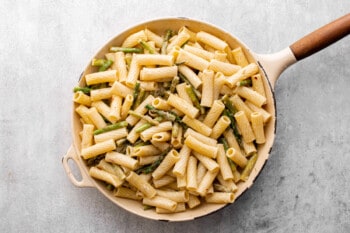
[151,131,171,142]
[81,139,116,160]
[192,151,219,173]
[226,148,247,168]
[244,100,272,123]
[114,52,128,83]
[89,167,123,188]
[196,31,228,51]
[176,49,210,71]
[210,116,231,139]
[126,119,145,143]
[156,190,189,202]
[182,115,212,137]
[86,107,107,129]
[226,63,259,88]
[216,173,237,193]
[208,59,241,76]
[85,70,117,85]
[205,192,235,204]
[184,128,217,146]
[111,81,133,98]
[242,140,257,156]
[94,127,128,143]
[125,95,154,126]
[156,202,186,214]
[125,54,140,88]
[175,83,193,104]
[96,159,126,180]
[167,94,199,119]
[138,155,162,166]
[186,156,198,191]
[184,135,218,159]
[251,112,265,144]
[139,81,158,91]
[140,121,172,141]
[91,101,115,124]
[196,162,207,185]
[150,140,171,152]
[75,105,94,124]
[131,145,161,157]
[167,29,191,53]
[120,94,134,120]
[135,54,174,66]
[234,111,255,143]
[74,91,91,106]
[187,194,201,209]
[109,95,122,122]
[145,29,163,47]
[213,72,227,100]
[183,44,215,61]
[151,97,171,110]
[114,187,142,200]
[143,195,177,211]
[231,47,249,67]
[178,65,202,89]
[90,87,113,101]
[252,74,266,98]
[105,151,139,170]
[140,66,178,82]
[216,144,234,180]
[196,170,219,197]
[237,86,266,107]
[121,30,147,48]
[126,171,156,198]
[173,145,191,177]
[213,51,227,62]
[223,129,245,158]
[202,100,225,128]
[153,175,176,188]
[152,149,180,180]
[230,94,253,121]
[200,69,214,107]
[81,124,94,149]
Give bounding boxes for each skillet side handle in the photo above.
[290,13,350,61]
[62,145,95,188]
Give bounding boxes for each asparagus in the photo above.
[178,72,202,98]
[145,104,179,122]
[98,60,113,72]
[185,85,205,115]
[170,76,180,93]
[93,121,128,135]
[135,116,163,133]
[135,147,171,174]
[134,88,145,109]
[222,95,237,115]
[73,86,91,94]
[238,78,252,87]
[219,137,237,172]
[132,82,141,109]
[223,109,241,144]
[240,152,258,181]
[139,40,156,54]
[128,110,160,125]
[161,29,173,55]
[110,47,143,53]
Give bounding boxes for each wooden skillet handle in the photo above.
[290,13,350,61]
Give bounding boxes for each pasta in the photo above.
[73,26,272,214]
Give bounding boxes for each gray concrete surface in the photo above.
[1,1,349,232]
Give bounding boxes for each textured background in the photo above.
[1,1,349,232]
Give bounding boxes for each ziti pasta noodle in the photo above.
[72,27,271,213]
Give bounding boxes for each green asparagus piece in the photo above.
[135,123,152,133]
[132,82,141,109]
[223,109,241,144]
[139,40,156,54]
[145,104,179,122]
[92,58,107,66]
[219,137,237,172]
[128,110,159,125]
[185,85,205,115]
[240,152,258,181]
[170,76,180,93]
[93,121,128,135]
[161,29,173,55]
[134,88,145,109]
[222,95,237,115]
[98,60,113,72]
[178,72,202,98]
[110,47,143,53]
[238,78,252,87]
[73,86,91,94]
[135,147,171,174]
[219,137,229,151]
